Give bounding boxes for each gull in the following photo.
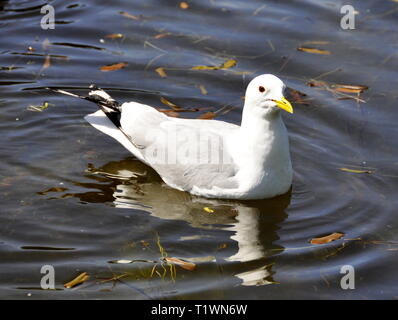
[51,74,293,200]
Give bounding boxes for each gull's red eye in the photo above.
[259,86,265,93]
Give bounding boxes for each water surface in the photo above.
[1,0,398,299]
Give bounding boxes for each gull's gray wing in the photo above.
[119,102,240,191]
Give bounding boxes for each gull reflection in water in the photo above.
[66,158,290,286]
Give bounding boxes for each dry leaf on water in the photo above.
[333,84,368,94]
[105,33,124,39]
[154,32,171,39]
[100,62,128,72]
[160,97,182,111]
[198,111,217,120]
[155,67,167,78]
[198,84,208,95]
[310,232,344,245]
[64,272,89,288]
[119,11,143,20]
[43,55,51,69]
[180,2,189,9]
[192,59,237,71]
[297,47,331,55]
[288,88,309,105]
[164,257,196,271]
[339,167,373,174]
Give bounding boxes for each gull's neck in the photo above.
[230,101,292,197]
[239,103,284,144]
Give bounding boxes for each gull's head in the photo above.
[244,74,293,116]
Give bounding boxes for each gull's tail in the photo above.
[48,85,122,128]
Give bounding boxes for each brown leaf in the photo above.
[310,232,344,245]
[105,33,124,39]
[100,62,128,72]
[64,272,89,288]
[119,11,142,20]
[43,55,51,69]
[180,2,189,9]
[155,67,167,78]
[191,59,237,71]
[154,32,171,39]
[288,88,309,105]
[333,84,368,94]
[306,80,327,87]
[160,97,183,111]
[198,111,217,120]
[297,47,331,55]
[164,257,196,271]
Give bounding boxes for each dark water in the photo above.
[1,0,398,299]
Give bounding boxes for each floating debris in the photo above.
[191,59,237,71]
[297,47,331,55]
[339,167,373,174]
[310,232,344,245]
[198,84,208,95]
[64,272,89,289]
[100,62,128,72]
[27,101,51,112]
[180,2,189,9]
[105,33,124,39]
[164,257,196,271]
[155,67,167,78]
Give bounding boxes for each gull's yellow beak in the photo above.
[273,97,293,114]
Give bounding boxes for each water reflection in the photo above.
[55,157,290,286]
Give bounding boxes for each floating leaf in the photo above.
[43,55,51,69]
[339,167,373,174]
[119,11,142,20]
[160,97,182,111]
[297,47,331,55]
[164,257,196,271]
[154,32,171,39]
[180,2,189,9]
[203,207,214,213]
[288,88,309,105]
[105,33,123,39]
[155,67,167,78]
[27,102,51,112]
[310,232,344,245]
[100,62,128,72]
[64,272,89,288]
[198,84,208,95]
[192,59,237,71]
[333,84,368,94]
[222,59,237,69]
[307,80,327,87]
[198,111,217,120]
